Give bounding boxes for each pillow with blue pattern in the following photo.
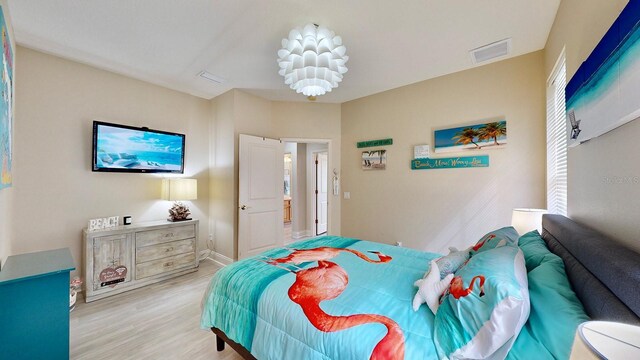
[436,247,471,279]
[434,245,530,359]
[469,226,520,256]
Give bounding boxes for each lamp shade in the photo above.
[570,321,640,359]
[277,23,349,97]
[511,208,546,235]
[161,179,197,201]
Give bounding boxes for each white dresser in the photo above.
[83,219,199,302]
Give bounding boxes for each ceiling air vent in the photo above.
[470,38,512,64]
[198,71,225,84]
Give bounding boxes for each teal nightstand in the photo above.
[0,248,75,359]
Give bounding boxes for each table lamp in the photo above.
[161,178,197,222]
[570,321,640,359]
[511,208,547,235]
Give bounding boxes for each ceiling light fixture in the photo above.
[277,23,349,98]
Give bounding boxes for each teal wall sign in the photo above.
[411,156,489,170]
[357,138,393,148]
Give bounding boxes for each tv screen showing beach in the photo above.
[93,122,185,173]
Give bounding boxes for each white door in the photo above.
[238,134,284,259]
[316,152,328,235]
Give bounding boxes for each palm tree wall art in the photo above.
[434,120,507,154]
[362,149,387,170]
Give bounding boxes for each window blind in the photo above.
[546,53,568,216]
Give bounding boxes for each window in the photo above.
[546,52,568,216]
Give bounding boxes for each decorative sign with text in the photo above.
[87,216,120,232]
[357,138,393,148]
[413,145,430,159]
[99,265,128,288]
[411,156,489,170]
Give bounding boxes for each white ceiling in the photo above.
[7,0,560,103]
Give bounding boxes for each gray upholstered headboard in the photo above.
[541,214,640,325]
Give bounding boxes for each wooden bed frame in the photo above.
[212,214,640,357]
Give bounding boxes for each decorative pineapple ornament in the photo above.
[168,201,191,222]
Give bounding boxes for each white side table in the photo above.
[570,321,640,359]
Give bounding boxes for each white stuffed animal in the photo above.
[412,259,454,314]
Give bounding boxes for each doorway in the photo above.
[314,151,328,235]
[281,139,331,243]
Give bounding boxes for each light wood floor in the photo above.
[70,260,244,360]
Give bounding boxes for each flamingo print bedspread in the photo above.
[200,236,441,359]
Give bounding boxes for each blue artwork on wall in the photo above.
[565,0,640,146]
[0,5,13,190]
[434,120,507,154]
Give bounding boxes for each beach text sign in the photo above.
[88,216,120,232]
[411,156,489,170]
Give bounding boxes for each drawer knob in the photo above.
[163,233,175,238]
[163,262,174,267]
[165,247,174,252]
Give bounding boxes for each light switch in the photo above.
[343,192,350,199]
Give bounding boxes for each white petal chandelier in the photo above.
[277,24,349,98]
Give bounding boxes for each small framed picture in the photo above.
[362,150,386,170]
[414,145,430,159]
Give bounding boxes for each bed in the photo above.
[201,215,640,359]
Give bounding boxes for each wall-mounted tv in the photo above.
[92,121,185,173]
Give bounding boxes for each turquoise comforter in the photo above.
[201,234,587,359]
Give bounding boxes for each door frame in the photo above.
[313,150,328,236]
[280,138,333,237]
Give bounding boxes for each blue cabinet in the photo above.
[0,248,75,359]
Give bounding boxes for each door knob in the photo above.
[240,205,250,210]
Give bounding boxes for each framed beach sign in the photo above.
[565,0,640,146]
[434,120,507,154]
[362,149,386,170]
[0,5,13,190]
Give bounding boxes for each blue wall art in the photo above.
[566,0,640,146]
[434,120,507,154]
[0,5,13,190]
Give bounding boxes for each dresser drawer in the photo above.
[135,224,195,247]
[135,252,196,279]
[136,238,195,264]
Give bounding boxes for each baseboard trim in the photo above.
[292,230,312,239]
[207,252,234,267]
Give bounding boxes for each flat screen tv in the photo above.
[92,121,185,173]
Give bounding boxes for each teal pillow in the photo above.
[434,246,530,359]
[509,231,589,359]
[517,230,560,272]
[470,226,520,256]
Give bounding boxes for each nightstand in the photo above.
[0,248,75,359]
[570,321,640,359]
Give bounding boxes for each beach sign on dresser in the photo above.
[87,216,120,231]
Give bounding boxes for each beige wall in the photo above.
[341,52,546,253]
[545,0,640,251]
[13,47,211,274]
[210,90,236,261]
[210,90,341,260]
[0,0,15,267]
[293,143,307,234]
